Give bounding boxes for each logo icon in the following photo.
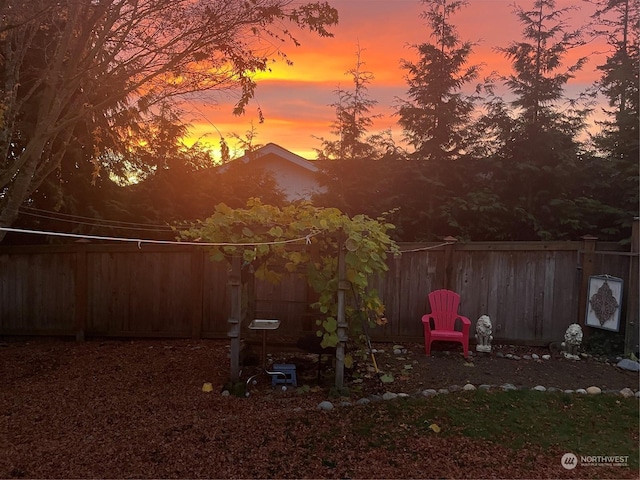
[561,453,578,470]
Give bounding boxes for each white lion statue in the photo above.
[561,323,583,360]
[475,315,493,353]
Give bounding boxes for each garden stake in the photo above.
[351,284,383,388]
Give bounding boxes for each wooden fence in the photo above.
[0,235,636,346]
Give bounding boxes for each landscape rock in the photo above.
[438,388,450,394]
[586,386,602,395]
[421,389,438,397]
[542,354,551,360]
[501,383,517,391]
[383,392,398,401]
[616,359,640,372]
[576,388,587,394]
[356,398,371,406]
[463,383,476,391]
[531,354,540,360]
[317,400,334,411]
[479,384,492,390]
[619,388,634,398]
[532,385,546,392]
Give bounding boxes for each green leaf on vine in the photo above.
[320,332,339,348]
[322,317,337,333]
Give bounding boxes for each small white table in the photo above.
[245,319,287,395]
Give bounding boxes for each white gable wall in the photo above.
[229,143,325,202]
[255,155,322,201]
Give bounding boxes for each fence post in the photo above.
[190,248,204,339]
[578,235,597,340]
[443,236,458,291]
[624,218,639,356]
[74,244,87,341]
[228,255,242,383]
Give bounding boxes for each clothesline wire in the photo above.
[2,222,454,253]
[0,227,320,247]
[396,242,454,253]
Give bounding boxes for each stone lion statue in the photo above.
[475,315,493,353]
[561,323,583,360]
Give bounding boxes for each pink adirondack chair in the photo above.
[421,289,471,358]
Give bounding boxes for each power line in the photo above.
[17,210,176,232]
[17,206,184,230]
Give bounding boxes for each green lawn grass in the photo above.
[349,390,639,468]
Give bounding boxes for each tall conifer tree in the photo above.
[394,0,482,240]
[589,0,639,237]
[478,0,590,240]
[314,45,398,219]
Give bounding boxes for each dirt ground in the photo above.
[1,338,638,479]
[255,338,638,395]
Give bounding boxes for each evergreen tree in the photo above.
[474,0,592,240]
[397,0,480,160]
[588,0,639,238]
[313,45,399,219]
[394,0,483,240]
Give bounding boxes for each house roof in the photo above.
[217,142,324,202]
[233,143,319,172]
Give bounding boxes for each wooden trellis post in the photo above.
[624,218,639,356]
[228,255,242,383]
[335,235,348,390]
[443,236,458,291]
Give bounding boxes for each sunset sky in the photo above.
[184,0,608,160]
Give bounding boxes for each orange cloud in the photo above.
[184,0,609,161]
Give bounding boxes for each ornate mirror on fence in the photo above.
[585,275,624,332]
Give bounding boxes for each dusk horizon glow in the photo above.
[183,0,609,161]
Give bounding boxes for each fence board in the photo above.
[0,251,76,333]
[201,259,231,337]
[86,250,194,336]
